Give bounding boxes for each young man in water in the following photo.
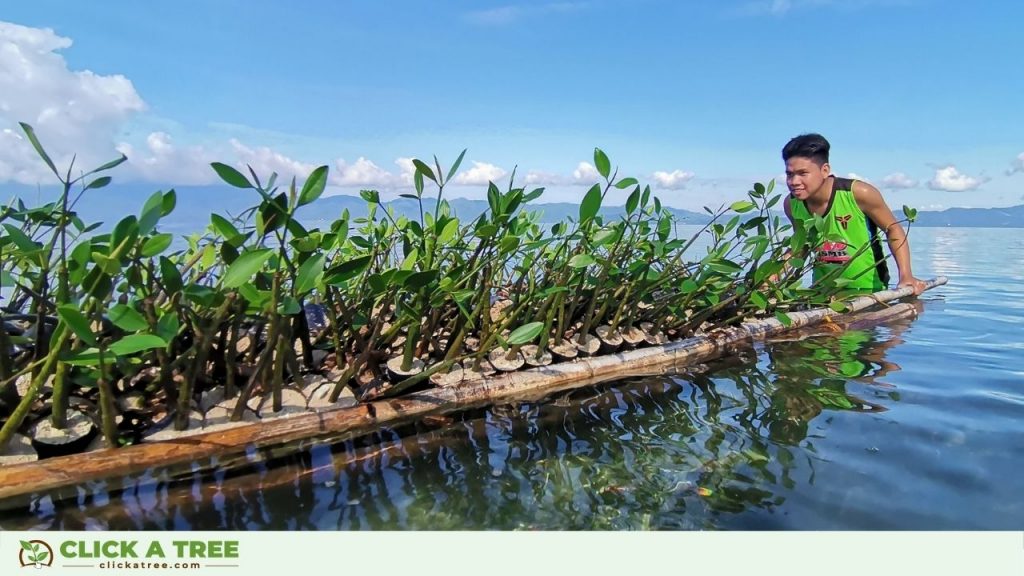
[782,133,926,296]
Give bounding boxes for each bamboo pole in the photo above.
[0,277,946,508]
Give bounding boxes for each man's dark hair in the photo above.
[782,133,830,166]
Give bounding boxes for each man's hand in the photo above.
[898,276,927,296]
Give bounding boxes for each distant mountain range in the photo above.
[3,184,1023,231]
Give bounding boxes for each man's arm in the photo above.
[852,181,926,295]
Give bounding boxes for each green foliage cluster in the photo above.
[0,124,909,453]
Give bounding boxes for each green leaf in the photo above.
[109,304,149,332]
[438,218,460,244]
[2,223,40,252]
[138,190,164,235]
[614,177,638,189]
[568,254,596,268]
[57,304,98,346]
[110,215,139,252]
[579,184,602,222]
[35,551,49,563]
[210,213,242,242]
[161,189,177,216]
[60,347,105,366]
[277,296,301,315]
[298,165,329,207]
[156,313,179,343]
[84,176,112,191]
[222,248,273,288]
[730,200,756,213]
[159,256,183,293]
[20,541,34,552]
[1,269,16,288]
[93,252,122,279]
[774,310,793,327]
[594,148,611,179]
[829,301,848,313]
[210,162,253,188]
[507,321,546,346]
[140,233,173,257]
[294,254,326,295]
[86,154,128,176]
[403,269,439,290]
[625,187,640,215]
[19,123,59,179]
[902,204,918,222]
[360,189,380,204]
[412,159,437,183]
[109,334,168,356]
[183,283,218,307]
[446,149,467,183]
[259,193,289,233]
[325,255,372,285]
[749,291,768,310]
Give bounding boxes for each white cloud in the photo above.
[394,157,417,187]
[928,165,984,192]
[846,171,865,181]
[572,161,600,183]
[0,20,146,184]
[116,132,215,185]
[652,169,696,190]
[524,170,569,186]
[229,139,317,183]
[881,172,918,189]
[454,161,507,186]
[1007,152,1024,176]
[332,157,395,187]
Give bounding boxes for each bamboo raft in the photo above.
[0,277,945,509]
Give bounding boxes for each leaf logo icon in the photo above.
[18,540,54,569]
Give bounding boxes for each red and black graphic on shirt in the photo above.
[817,241,849,264]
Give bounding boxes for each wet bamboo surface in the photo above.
[0,277,946,508]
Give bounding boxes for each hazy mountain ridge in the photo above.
[3,184,1022,231]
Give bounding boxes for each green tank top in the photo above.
[789,177,889,292]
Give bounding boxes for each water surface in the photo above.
[3,227,1021,530]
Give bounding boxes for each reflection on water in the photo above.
[2,228,1023,530]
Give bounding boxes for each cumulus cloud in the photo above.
[332,157,395,187]
[524,170,569,186]
[881,172,918,189]
[928,165,984,192]
[572,161,600,183]
[651,169,696,190]
[0,20,146,183]
[229,139,317,184]
[393,157,418,187]
[846,172,866,181]
[1007,152,1024,176]
[454,161,507,186]
[115,132,215,185]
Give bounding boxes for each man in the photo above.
[782,133,926,296]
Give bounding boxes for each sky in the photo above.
[1,0,1022,211]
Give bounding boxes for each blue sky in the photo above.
[1,0,1021,210]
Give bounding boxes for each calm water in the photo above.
[2,226,1022,530]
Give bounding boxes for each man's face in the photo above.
[785,157,830,201]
